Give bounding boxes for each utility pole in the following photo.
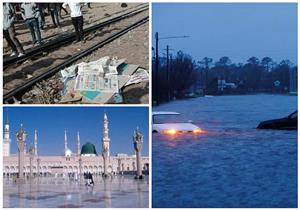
[154,33,190,105]
[155,32,159,106]
[166,45,170,102]
[164,45,174,102]
[170,54,173,100]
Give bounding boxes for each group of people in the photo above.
[3,2,87,58]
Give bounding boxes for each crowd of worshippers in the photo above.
[3,2,91,57]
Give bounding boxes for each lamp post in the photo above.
[154,32,190,105]
[79,157,82,182]
[117,157,122,175]
[16,124,27,182]
[102,149,109,177]
[29,145,35,178]
[133,127,143,179]
[37,157,40,177]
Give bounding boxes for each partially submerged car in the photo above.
[152,111,203,135]
[257,111,297,130]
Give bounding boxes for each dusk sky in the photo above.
[153,3,297,64]
[3,107,149,156]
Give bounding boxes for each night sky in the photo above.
[3,107,149,156]
[153,3,297,64]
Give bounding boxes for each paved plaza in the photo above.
[3,175,149,208]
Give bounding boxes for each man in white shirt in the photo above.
[21,2,43,45]
[62,2,84,43]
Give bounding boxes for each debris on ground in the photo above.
[21,74,64,104]
[59,56,148,104]
[121,3,128,8]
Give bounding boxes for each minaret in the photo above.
[102,112,110,177]
[77,131,80,156]
[64,129,68,153]
[34,129,38,156]
[3,112,11,157]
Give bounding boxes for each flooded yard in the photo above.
[152,94,297,207]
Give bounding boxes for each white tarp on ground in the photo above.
[125,68,149,86]
[74,56,120,93]
[74,69,118,93]
[59,56,148,104]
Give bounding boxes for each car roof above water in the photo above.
[152,111,180,115]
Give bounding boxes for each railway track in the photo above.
[3,4,148,69]
[3,12,148,103]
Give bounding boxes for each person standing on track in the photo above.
[3,3,25,57]
[48,3,61,28]
[62,2,85,43]
[37,3,45,30]
[59,3,69,19]
[21,2,43,46]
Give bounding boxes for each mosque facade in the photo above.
[3,113,149,177]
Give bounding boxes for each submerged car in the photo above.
[152,111,203,135]
[257,111,297,130]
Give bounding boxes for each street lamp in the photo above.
[16,124,27,182]
[29,145,35,178]
[133,127,143,179]
[154,32,190,105]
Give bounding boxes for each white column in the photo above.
[77,131,80,156]
[3,113,11,157]
[34,129,38,156]
[64,129,68,153]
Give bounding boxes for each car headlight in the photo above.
[193,128,202,134]
[163,129,177,135]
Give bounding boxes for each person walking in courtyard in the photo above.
[89,172,94,186]
[21,2,43,46]
[3,3,25,57]
[62,2,84,43]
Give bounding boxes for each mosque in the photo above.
[3,113,149,177]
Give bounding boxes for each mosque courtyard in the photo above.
[3,175,149,208]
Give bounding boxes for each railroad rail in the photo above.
[3,4,148,68]
[3,16,149,103]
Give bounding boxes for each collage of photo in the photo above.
[1,1,298,208]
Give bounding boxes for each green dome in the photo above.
[81,142,97,155]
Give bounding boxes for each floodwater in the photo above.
[152,94,297,208]
[3,175,149,208]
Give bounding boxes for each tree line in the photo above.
[152,51,297,104]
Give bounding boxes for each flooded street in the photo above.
[152,94,297,207]
[4,175,149,208]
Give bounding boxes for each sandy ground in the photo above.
[3,3,146,54]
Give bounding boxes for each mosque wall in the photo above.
[3,155,149,176]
